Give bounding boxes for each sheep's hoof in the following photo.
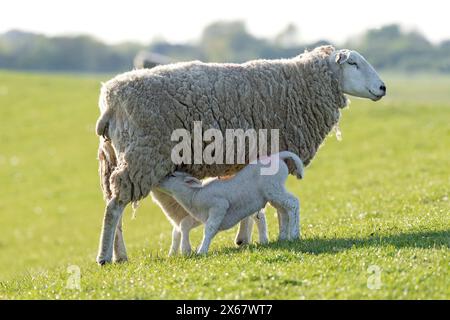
[235,238,250,246]
[113,257,128,264]
[196,249,208,255]
[96,257,111,266]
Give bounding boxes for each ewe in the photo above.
[95,45,386,264]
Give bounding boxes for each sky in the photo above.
[1,0,449,44]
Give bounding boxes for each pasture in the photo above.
[0,70,448,299]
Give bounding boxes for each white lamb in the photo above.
[152,188,269,256]
[158,151,304,254]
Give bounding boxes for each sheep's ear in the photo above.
[184,176,203,188]
[335,50,351,64]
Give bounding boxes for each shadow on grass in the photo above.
[217,229,450,256]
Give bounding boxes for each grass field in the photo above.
[0,70,448,299]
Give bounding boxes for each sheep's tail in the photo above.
[278,151,305,180]
[97,135,140,217]
[98,138,117,202]
[96,84,140,214]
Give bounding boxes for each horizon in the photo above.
[1,0,449,45]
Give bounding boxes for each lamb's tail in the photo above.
[278,151,305,180]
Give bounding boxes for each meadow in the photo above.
[0,70,448,299]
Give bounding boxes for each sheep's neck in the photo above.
[172,187,198,213]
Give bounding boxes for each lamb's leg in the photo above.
[275,207,289,240]
[235,217,254,246]
[270,195,290,241]
[180,216,201,255]
[197,204,228,255]
[285,195,300,240]
[97,198,126,265]
[253,209,269,244]
[271,193,300,241]
[169,226,181,256]
[113,215,128,263]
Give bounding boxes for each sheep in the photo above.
[133,51,172,69]
[151,188,268,255]
[95,45,386,265]
[157,151,304,254]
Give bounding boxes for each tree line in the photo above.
[0,22,448,73]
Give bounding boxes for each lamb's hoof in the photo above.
[235,238,250,246]
[180,249,192,256]
[97,259,106,266]
[113,257,128,264]
[96,257,111,266]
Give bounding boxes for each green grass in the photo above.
[0,70,448,299]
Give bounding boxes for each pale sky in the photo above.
[1,0,449,44]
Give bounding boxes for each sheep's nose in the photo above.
[380,84,386,94]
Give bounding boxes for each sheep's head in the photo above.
[329,49,386,101]
[158,171,202,196]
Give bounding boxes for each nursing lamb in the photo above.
[157,151,304,255]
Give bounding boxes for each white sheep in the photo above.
[152,188,268,255]
[157,151,304,254]
[95,45,386,264]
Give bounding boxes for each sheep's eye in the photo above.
[348,61,358,68]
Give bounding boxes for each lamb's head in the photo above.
[329,49,386,101]
[158,171,203,196]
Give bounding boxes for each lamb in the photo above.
[95,45,386,265]
[153,187,268,255]
[158,151,304,254]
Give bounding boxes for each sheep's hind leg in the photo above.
[269,200,289,241]
[271,193,300,241]
[113,215,128,263]
[286,195,300,240]
[235,217,254,246]
[253,209,269,244]
[97,198,126,265]
[169,226,181,256]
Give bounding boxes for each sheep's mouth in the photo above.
[368,90,384,101]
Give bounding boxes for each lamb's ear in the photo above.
[335,50,351,64]
[184,176,203,188]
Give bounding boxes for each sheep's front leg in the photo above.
[169,227,181,256]
[197,204,228,255]
[235,217,254,246]
[253,209,269,244]
[97,198,126,265]
[180,216,201,255]
[113,215,128,263]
